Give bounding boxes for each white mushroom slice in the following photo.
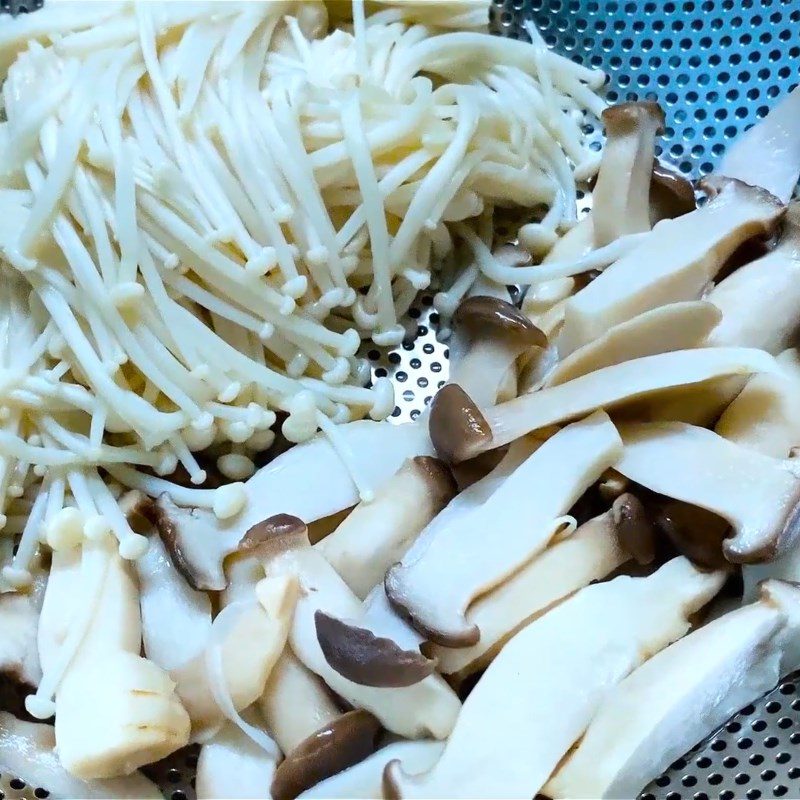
[546,301,721,386]
[616,421,800,562]
[592,102,665,247]
[387,411,622,646]
[718,85,800,203]
[429,495,644,679]
[258,650,341,755]
[137,531,212,672]
[152,421,434,591]
[383,558,725,800]
[196,720,277,800]
[298,740,445,800]
[429,346,775,463]
[0,566,46,687]
[558,177,783,356]
[172,575,297,740]
[546,579,800,799]
[316,457,456,599]
[707,204,800,353]
[447,295,548,406]
[715,349,800,458]
[50,538,190,779]
[259,528,460,739]
[0,711,161,799]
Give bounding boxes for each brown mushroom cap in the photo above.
[411,456,459,506]
[314,610,435,688]
[611,493,655,566]
[237,514,309,558]
[601,101,666,136]
[453,296,548,348]
[651,499,730,570]
[428,384,492,465]
[270,709,381,800]
[650,160,696,219]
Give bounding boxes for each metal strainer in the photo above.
[2,1,800,798]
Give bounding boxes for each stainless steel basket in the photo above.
[2,1,800,798]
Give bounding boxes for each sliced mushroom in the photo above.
[592,102,665,247]
[297,740,445,800]
[715,349,800,458]
[314,611,435,687]
[546,300,721,386]
[650,159,696,222]
[650,499,730,570]
[196,719,278,800]
[271,709,381,800]
[545,579,800,799]
[559,177,783,356]
[150,420,434,592]
[429,346,776,463]
[259,523,461,739]
[383,558,725,799]
[429,495,643,680]
[707,204,800,353]
[387,411,622,645]
[171,574,297,740]
[617,421,800,563]
[447,294,548,407]
[316,457,457,599]
[0,711,161,799]
[0,564,46,687]
[717,85,800,204]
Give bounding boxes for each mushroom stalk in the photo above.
[0,711,162,799]
[196,720,278,800]
[150,420,434,592]
[316,456,456,599]
[0,563,46,687]
[592,102,665,248]
[383,558,725,800]
[616,421,800,563]
[546,580,800,799]
[386,411,622,646]
[297,740,445,800]
[256,520,461,739]
[429,347,776,463]
[447,296,547,406]
[545,301,721,386]
[706,204,800,354]
[558,177,783,356]
[429,495,643,680]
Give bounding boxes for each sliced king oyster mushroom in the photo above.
[429,347,777,463]
[0,711,161,799]
[386,411,622,646]
[558,176,783,357]
[592,101,666,247]
[150,420,434,591]
[253,517,460,739]
[617,421,800,563]
[316,456,457,599]
[429,494,648,680]
[297,740,445,800]
[383,558,725,799]
[0,561,46,687]
[546,579,800,799]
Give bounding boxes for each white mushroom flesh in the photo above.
[263,546,461,739]
[0,567,46,687]
[387,411,622,645]
[196,720,278,800]
[546,580,800,799]
[298,740,445,800]
[316,457,455,599]
[429,505,631,679]
[558,179,783,356]
[0,711,161,799]
[384,558,725,799]
[546,301,721,386]
[617,421,800,562]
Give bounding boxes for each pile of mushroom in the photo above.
[6,16,800,800]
